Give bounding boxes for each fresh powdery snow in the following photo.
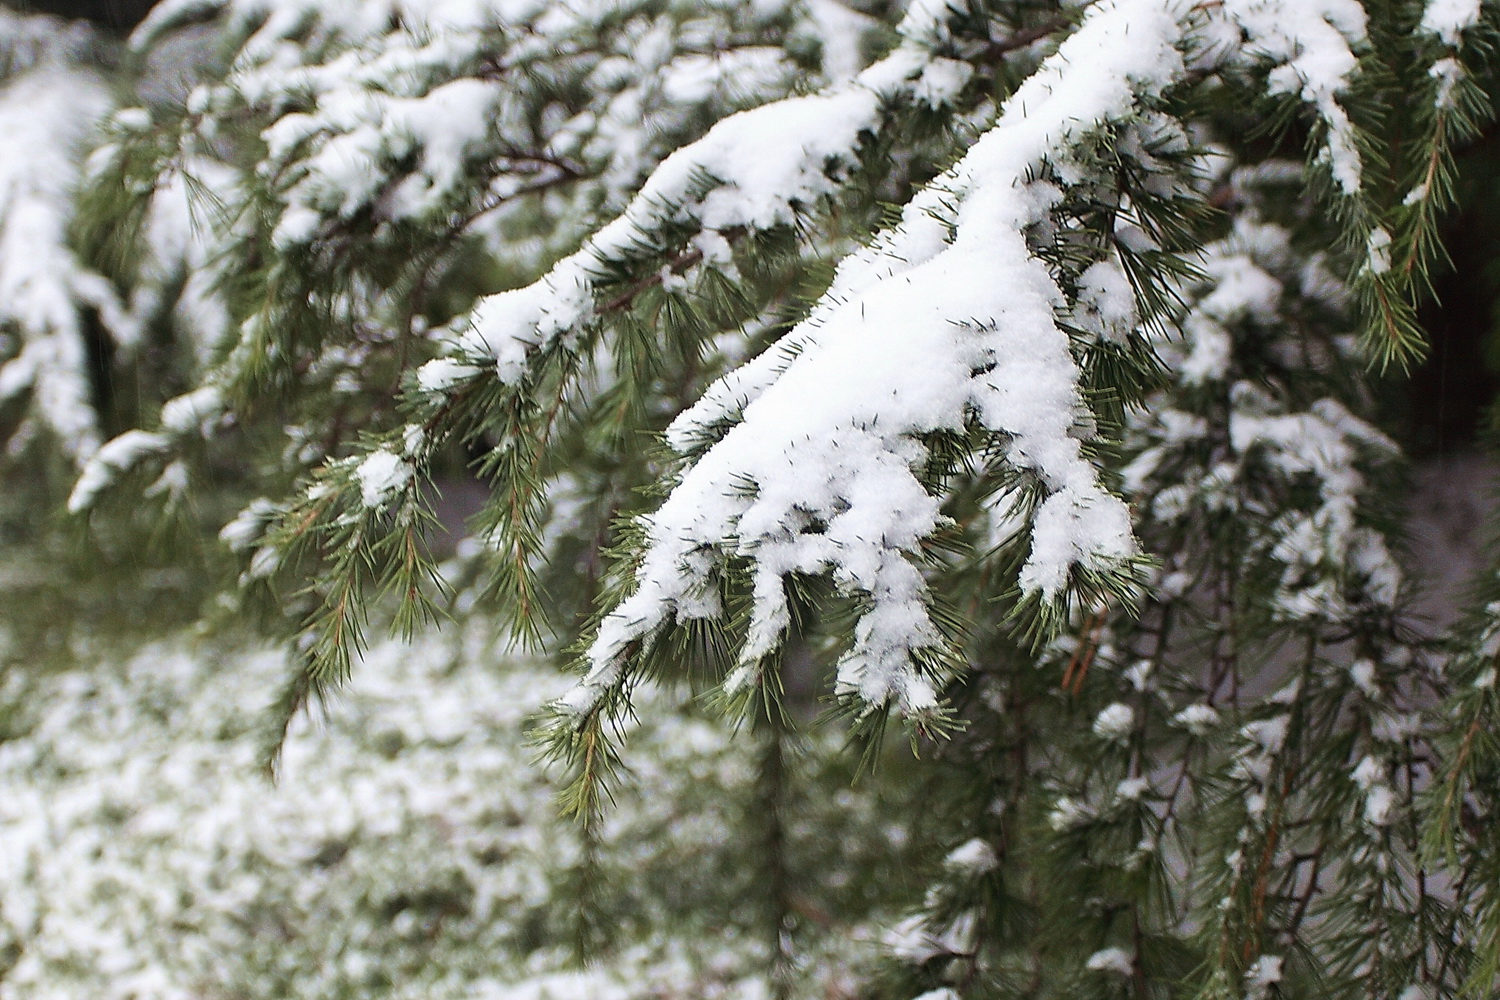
[556,0,1192,721]
[1421,0,1483,45]
[0,629,904,1000]
[1217,0,1368,193]
[0,41,124,462]
[435,0,966,388]
[65,431,171,514]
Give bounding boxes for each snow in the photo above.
[160,385,225,436]
[1350,658,1379,696]
[1241,716,1289,754]
[1366,226,1393,276]
[1073,258,1139,343]
[1093,703,1136,740]
[1218,0,1368,193]
[66,431,171,514]
[1086,947,1134,975]
[1430,57,1463,108]
[1137,203,1403,623]
[1351,755,1384,789]
[355,447,415,509]
[884,911,977,965]
[1047,796,1091,832]
[565,0,1191,720]
[219,498,280,551]
[804,0,877,80]
[0,629,896,998]
[1246,954,1283,995]
[417,357,481,392]
[454,64,894,377]
[1421,0,1482,45]
[0,47,120,462]
[944,838,998,873]
[1351,755,1395,826]
[660,48,795,106]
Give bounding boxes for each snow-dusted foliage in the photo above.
[874,162,1455,999]
[0,14,123,462]
[14,0,1500,994]
[0,629,911,999]
[61,0,905,536]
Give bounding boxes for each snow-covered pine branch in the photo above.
[63,0,924,521]
[877,158,1447,998]
[559,0,1194,725]
[77,0,1481,776]
[0,15,127,463]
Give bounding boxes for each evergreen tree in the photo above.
[7,0,1500,995]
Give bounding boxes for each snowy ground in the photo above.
[0,627,911,999]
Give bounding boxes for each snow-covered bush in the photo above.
[6,0,1500,994]
[0,628,915,999]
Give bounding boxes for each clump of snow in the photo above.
[1173,703,1220,734]
[1048,795,1092,832]
[944,838,998,874]
[1430,57,1464,108]
[1217,0,1368,194]
[66,431,170,514]
[1366,226,1393,275]
[219,497,281,552]
[1242,716,1290,755]
[1093,702,1136,740]
[1072,258,1138,342]
[1086,947,1134,975]
[160,385,225,436]
[1245,954,1283,996]
[1351,755,1395,827]
[1421,0,1482,45]
[885,911,978,965]
[355,447,414,510]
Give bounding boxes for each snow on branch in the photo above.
[418,0,977,395]
[1214,0,1369,195]
[561,0,1197,722]
[0,33,127,463]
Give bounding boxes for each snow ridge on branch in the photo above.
[561,0,1194,721]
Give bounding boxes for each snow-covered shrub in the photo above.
[0,628,915,999]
